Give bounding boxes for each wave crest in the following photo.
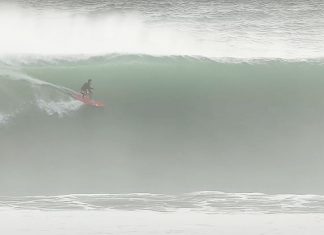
[0,4,324,60]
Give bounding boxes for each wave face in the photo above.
[1,55,324,195]
[1,191,324,213]
[0,0,324,59]
[0,69,82,120]
[1,0,324,196]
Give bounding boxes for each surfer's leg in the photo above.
[81,91,85,98]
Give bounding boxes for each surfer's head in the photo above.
[88,79,92,83]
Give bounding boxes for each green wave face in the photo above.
[1,56,324,195]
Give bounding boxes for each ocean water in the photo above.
[1,192,324,234]
[2,191,324,213]
[1,0,324,217]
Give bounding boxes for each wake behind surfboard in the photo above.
[71,93,104,108]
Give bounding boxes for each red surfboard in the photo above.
[71,93,104,108]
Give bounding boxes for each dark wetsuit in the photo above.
[81,82,93,98]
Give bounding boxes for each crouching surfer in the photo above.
[81,79,94,99]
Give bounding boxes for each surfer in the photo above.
[81,79,94,98]
[71,79,103,107]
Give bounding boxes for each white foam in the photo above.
[0,108,22,126]
[1,210,324,235]
[0,113,11,125]
[0,4,323,59]
[36,98,82,118]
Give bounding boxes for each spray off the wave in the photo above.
[1,1,324,59]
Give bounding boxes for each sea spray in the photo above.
[0,1,324,59]
[0,69,83,119]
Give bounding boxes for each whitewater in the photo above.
[1,0,324,234]
[1,192,324,235]
[0,0,324,58]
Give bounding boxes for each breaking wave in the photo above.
[0,2,324,60]
[1,191,324,213]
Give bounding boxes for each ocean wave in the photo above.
[2,54,324,68]
[0,70,82,120]
[1,191,324,213]
[0,3,324,60]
